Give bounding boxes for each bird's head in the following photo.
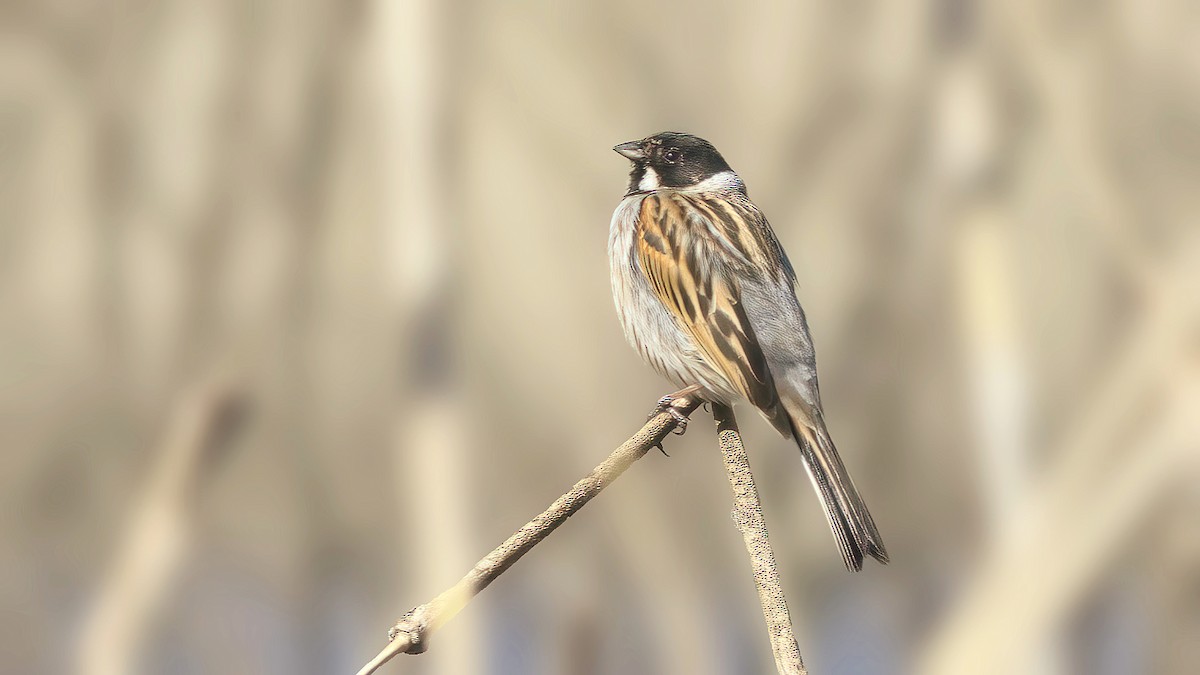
[613,132,741,195]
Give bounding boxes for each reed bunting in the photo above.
[608,132,888,570]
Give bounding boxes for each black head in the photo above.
[613,132,739,194]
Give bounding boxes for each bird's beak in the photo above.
[613,140,645,161]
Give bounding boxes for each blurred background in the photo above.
[2,0,1198,673]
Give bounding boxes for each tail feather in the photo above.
[787,412,888,571]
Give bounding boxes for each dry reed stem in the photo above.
[356,395,700,675]
[713,403,807,675]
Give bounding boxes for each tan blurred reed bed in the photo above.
[1,1,1197,673]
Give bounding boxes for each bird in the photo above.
[608,131,888,571]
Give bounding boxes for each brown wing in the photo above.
[634,192,789,432]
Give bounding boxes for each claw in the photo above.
[668,406,690,435]
[652,442,670,457]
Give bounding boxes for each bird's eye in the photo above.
[663,149,681,163]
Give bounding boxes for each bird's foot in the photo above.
[647,386,702,435]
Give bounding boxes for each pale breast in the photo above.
[608,194,738,402]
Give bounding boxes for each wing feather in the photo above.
[634,193,788,432]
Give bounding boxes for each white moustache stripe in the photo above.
[638,166,661,191]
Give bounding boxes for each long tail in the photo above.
[787,410,888,571]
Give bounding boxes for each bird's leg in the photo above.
[648,385,703,435]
